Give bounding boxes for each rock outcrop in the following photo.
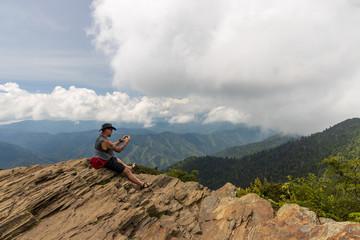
[1,158,360,240]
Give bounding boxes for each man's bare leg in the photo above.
[116,158,134,171]
[122,168,144,186]
[116,158,152,187]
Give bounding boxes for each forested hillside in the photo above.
[212,134,299,159]
[171,118,360,189]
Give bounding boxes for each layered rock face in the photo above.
[1,158,360,240]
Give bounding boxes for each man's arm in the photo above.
[102,136,130,153]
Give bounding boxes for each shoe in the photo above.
[141,182,152,189]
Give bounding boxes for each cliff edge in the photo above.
[1,158,359,240]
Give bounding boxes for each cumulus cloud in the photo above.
[203,106,249,124]
[87,0,360,134]
[169,114,195,124]
[0,82,204,127]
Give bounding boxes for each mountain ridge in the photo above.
[212,134,299,158]
[171,118,360,189]
[0,119,265,134]
[0,141,54,169]
[0,126,274,170]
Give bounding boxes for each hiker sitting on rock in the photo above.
[94,123,152,188]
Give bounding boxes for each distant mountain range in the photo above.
[170,118,360,189]
[0,119,265,134]
[0,142,54,169]
[0,121,276,170]
[5,118,360,190]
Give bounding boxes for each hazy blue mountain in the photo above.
[0,142,55,169]
[0,120,271,134]
[0,125,274,169]
[0,120,146,134]
[146,121,269,134]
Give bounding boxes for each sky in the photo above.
[1,0,360,134]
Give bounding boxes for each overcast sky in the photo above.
[1,0,360,134]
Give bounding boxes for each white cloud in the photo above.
[203,106,250,124]
[0,82,204,127]
[169,114,195,124]
[87,0,360,134]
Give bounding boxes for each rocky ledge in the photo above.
[1,158,360,240]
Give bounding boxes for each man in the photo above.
[94,123,152,188]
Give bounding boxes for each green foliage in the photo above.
[238,174,359,221]
[148,209,166,219]
[98,179,111,185]
[131,164,163,175]
[281,174,345,220]
[29,219,42,229]
[322,152,360,204]
[237,178,288,209]
[91,216,104,225]
[239,135,360,222]
[349,212,360,221]
[166,168,199,182]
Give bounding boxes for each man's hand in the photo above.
[102,135,130,153]
[121,135,131,143]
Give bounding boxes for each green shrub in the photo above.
[239,166,360,222]
[166,168,199,182]
[236,134,360,222]
[132,164,163,175]
[237,177,287,201]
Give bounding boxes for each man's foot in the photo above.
[131,163,136,171]
[141,182,152,189]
